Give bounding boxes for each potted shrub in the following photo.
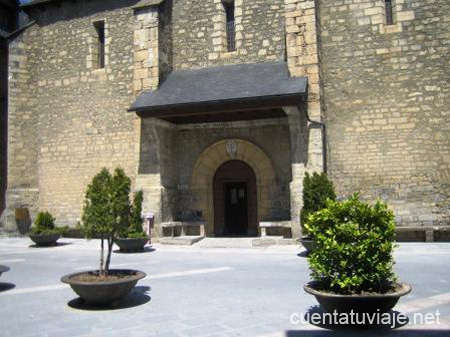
[61,168,146,305]
[303,194,411,315]
[300,172,336,252]
[29,211,65,246]
[115,190,149,252]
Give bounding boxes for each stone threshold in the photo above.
[158,236,296,248]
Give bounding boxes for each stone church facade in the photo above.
[1,0,449,240]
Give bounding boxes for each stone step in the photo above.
[195,237,255,249]
[158,236,204,246]
[194,237,295,248]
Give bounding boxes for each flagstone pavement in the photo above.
[0,238,449,337]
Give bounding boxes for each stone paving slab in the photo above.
[0,238,449,336]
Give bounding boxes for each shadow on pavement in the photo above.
[297,251,308,258]
[113,247,156,254]
[28,242,72,248]
[0,282,16,292]
[67,286,152,311]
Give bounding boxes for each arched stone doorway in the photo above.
[213,160,257,237]
[191,139,276,236]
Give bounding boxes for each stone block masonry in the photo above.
[1,0,448,234]
[4,0,141,228]
[173,0,286,69]
[320,0,450,227]
[284,0,325,236]
[137,118,292,237]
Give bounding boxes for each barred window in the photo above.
[224,1,236,52]
[385,0,394,25]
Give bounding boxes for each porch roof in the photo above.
[129,61,308,119]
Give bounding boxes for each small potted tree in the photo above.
[29,211,65,246]
[115,190,149,252]
[303,194,411,315]
[300,172,336,252]
[61,168,146,305]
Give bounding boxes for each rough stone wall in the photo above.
[133,1,172,91]
[133,6,159,92]
[172,0,286,69]
[137,118,292,233]
[284,0,324,237]
[5,0,140,227]
[0,2,18,224]
[6,0,447,234]
[0,1,16,215]
[158,0,173,82]
[3,0,292,232]
[320,0,450,226]
[3,31,41,232]
[138,118,177,226]
[0,35,8,216]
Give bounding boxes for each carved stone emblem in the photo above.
[226,140,237,157]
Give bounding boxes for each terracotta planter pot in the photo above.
[61,269,146,305]
[115,238,148,252]
[300,237,315,253]
[304,282,412,314]
[29,234,61,246]
[0,265,10,277]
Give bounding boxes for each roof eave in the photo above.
[130,92,307,118]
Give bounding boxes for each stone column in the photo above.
[133,0,173,92]
[133,5,160,93]
[284,0,324,238]
[136,118,177,240]
[1,33,40,234]
[132,1,176,241]
[283,106,308,240]
[285,0,321,119]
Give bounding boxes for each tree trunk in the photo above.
[100,235,105,276]
[105,233,114,274]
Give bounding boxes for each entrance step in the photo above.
[194,237,295,248]
[158,236,204,246]
[195,237,254,248]
[252,237,295,246]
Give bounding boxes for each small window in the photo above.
[385,0,394,26]
[224,1,236,52]
[94,21,105,68]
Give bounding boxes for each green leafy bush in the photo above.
[82,168,131,275]
[30,211,61,235]
[123,190,147,239]
[35,211,55,229]
[306,194,397,294]
[300,172,336,236]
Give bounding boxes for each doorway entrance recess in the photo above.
[213,160,257,237]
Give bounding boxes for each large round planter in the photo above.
[300,237,315,253]
[61,269,146,305]
[0,265,10,277]
[29,234,61,246]
[304,282,412,314]
[115,238,148,252]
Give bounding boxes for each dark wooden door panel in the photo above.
[213,160,257,237]
[225,182,248,235]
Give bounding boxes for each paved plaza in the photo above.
[0,238,449,337]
